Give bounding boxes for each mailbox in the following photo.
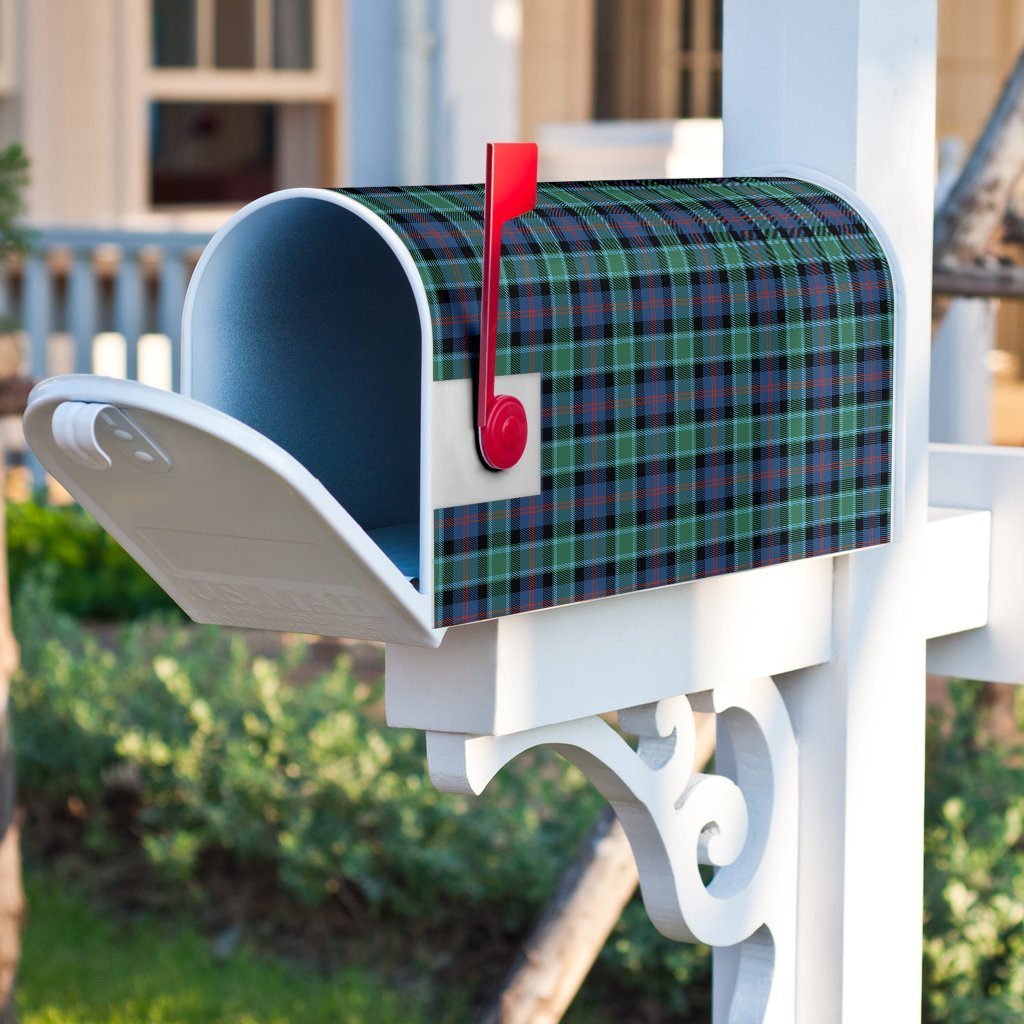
[24,159,895,647]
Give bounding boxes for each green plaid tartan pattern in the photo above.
[340,178,894,628]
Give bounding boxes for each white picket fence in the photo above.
[7,226,212,390]
[0,227,212,482]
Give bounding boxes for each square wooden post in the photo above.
[722,2,936,1019]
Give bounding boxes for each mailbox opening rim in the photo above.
[181,187,436,597]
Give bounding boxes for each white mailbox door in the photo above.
[23,375,441,648]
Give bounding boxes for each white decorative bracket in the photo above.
[426,675,798,1024]
[389,491,995,1023]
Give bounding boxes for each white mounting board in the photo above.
[924,506,990,642]
[386,556,833,735]
[928,443,1024,682]
[24,375,442,647]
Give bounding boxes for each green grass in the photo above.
[17,873,459,1024]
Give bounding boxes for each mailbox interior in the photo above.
[184,192,428,584]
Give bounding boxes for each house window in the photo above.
[273,0,314,69]
[678,0,722,117]
[151,0,314,71]
[153,0,197,67]
[145,0,334,209]
[150,102,276,205]
[215,0,256,68]
[594,0,722,119]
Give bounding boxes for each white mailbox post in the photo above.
[23,1,1024,1021]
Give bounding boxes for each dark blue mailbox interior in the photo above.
[186,195,423,575]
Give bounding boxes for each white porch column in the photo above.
[931,298,995,444]
[722,3,936,1021]
[344,2,406,185]
[437,0,522,182]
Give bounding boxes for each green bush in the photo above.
[20,547,1024,1019]
[923,682,1024,1022]
[11,576,710,1015]
[7,499,179,619]
[13,575,580,914]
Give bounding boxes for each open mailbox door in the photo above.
[23,374,442,647]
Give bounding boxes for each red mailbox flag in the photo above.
[477,142,538,470]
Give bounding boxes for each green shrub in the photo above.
[11,575,711,1014]
[12,575,577,914]
[7,498,179,619]
[922,681,1024,1022]
[25,559,1024,1019]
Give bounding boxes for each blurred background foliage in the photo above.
[10,498,711,1022]
[10,496,1024,1021]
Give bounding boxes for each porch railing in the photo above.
[5,226,213,394]
[1,226,213,485]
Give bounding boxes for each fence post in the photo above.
[21,252,49,383]
[113,249,142,383]
[68,250,98,376]
[158,251,187,393]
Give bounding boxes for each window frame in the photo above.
[121,0,341,222]
[594,0,722,121]
[148,0,334,103]
[0,0,16,95]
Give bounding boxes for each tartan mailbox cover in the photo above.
[23,172,895,646]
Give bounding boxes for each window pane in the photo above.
[273,0,313,69]
[679,67,693,116]
[680,0,694,52]
[215,0,255,68]
[152,0,197,67]
[593,0,618,120]
[150,102,276,205]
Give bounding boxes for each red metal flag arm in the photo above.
[477,141,538,470]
